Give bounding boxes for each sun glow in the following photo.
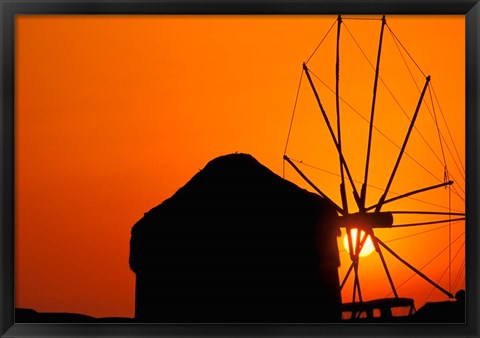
[343,228,375,257]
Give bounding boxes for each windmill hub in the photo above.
[338,212,394,231]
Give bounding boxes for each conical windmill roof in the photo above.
[130,153,340,272]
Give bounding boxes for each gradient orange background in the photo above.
[15,15,465,319]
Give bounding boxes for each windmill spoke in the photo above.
[362,15,386,210]
[336,15,349,213]
[353,261,362,302]
[340,262,354,291]
[283,155,344,215]
[391,217,465,228]
[303,63,362,209]
[375,75,431,213]
[341,229,369,295]
[388,210,465,217]
[373,235,455,298]
[366,180,452,212]
[370,230,399,298]
[352,229,363,302]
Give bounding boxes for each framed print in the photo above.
[1,1,478,337]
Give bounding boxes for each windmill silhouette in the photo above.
[283,15,465,319]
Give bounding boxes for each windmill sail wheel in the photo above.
[283,15,465,320]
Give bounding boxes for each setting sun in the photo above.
[343,228,375,257]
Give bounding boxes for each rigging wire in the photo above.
[388,30,450,174]
[428,85,448,180]
[387,26,465,196]
[388,26,422,94]
[283,68,305,179]
[306,19,337,64]
[283,67,304,157]
[431,82,466,179]
[387,24,465,190]
[422,93,465,194]
[434,124,466,189]
[384,231,464,297]
[449,184,452,292]
[383,223,458,244]
[341,17,383,21]
[385,23,427,78]
[423,240,465,304]
[451,257,466,292]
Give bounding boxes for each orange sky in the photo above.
[15,15,465,319]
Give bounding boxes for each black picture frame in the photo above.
[1,1,478,337]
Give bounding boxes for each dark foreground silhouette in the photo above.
[340,290,465,323]
[15,293,466,323]
[411,289,466,323]
[129,153,342,323]
[14,308,134,323]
